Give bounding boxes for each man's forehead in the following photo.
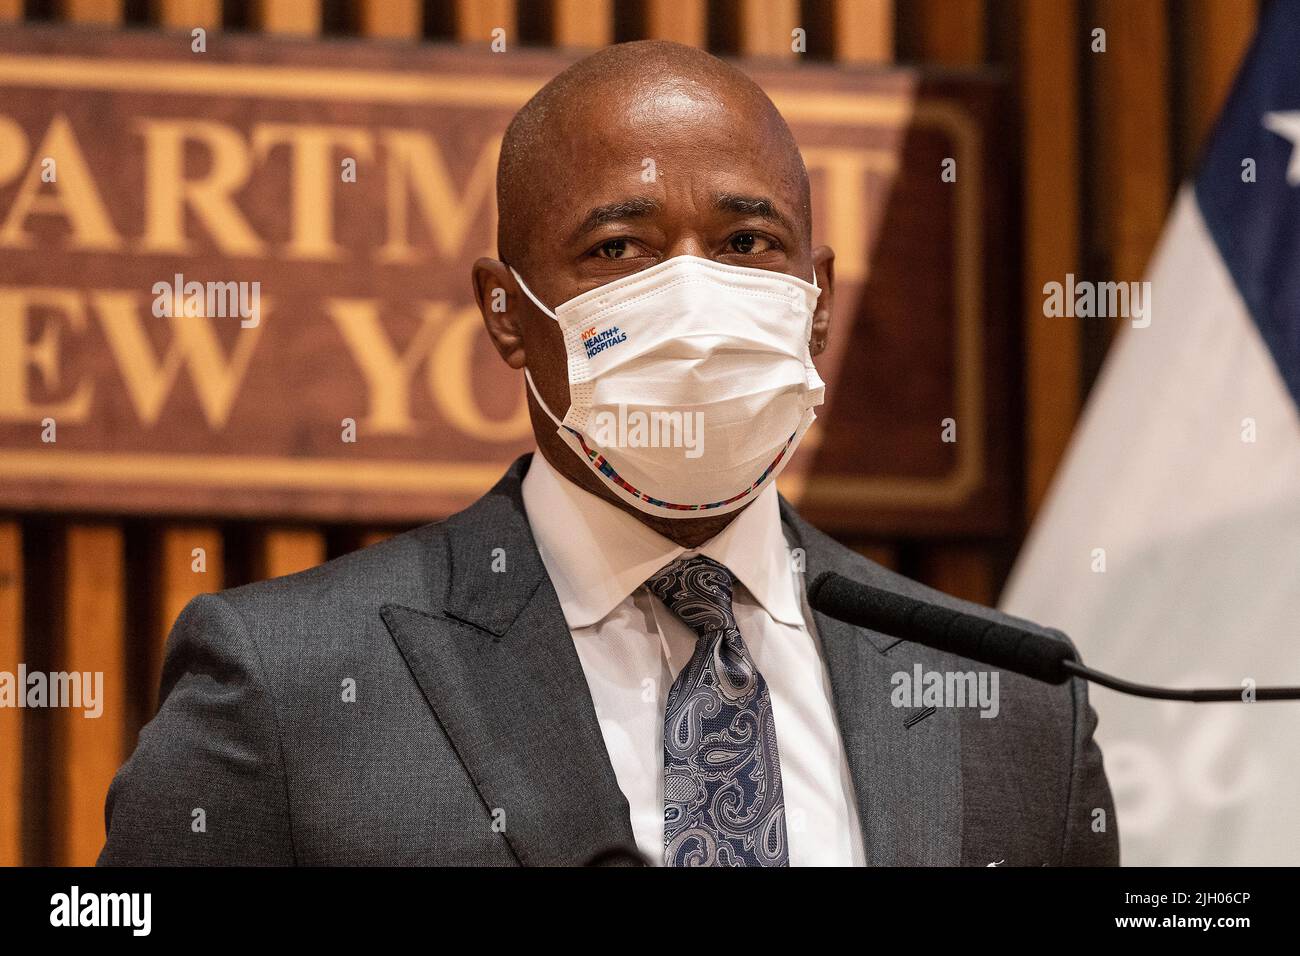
[537,95,805,220]
[554,78,769,151]
[496,43,812,262]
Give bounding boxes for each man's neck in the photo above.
[628,509,739,549]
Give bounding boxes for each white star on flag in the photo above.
[1262,111,1300,185]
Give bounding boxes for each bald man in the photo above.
[100,41,1117,867]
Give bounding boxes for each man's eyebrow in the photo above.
[568,196,661,243]
[714,193,798,234]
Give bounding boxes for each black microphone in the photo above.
[808,571,1074,683]
[807,571,1300,702]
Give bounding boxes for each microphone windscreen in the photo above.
[808,572,1074,684]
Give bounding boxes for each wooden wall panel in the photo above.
[1179,0,1256,172]
[0,522,21,865]
[244,0,329,588]
[257,528,327,580]
[59,0,123,24]
[1019,0,1082,516]
[910,0,993,628]
[555,0,612,47]
[918,544,996,607]
[1091,0,1171,331]
[146,0,227,712]
[907,0,985,65]
[455,0,515,43]
[906,0,993,600]
[646,0,706,46]
[154,0,220,28]
[738,0,800,57]
[356,0,421,39]
[55,525,126,866]
[832,0,893,63]
[47,0,132,875]
[833,0,896,566]
[154,526,223,695]
[251,0,322,35]
[854,543,898,572]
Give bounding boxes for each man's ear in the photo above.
[472,257,526,369]
[810,245,834,357]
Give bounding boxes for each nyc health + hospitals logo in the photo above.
[581,324,628,359]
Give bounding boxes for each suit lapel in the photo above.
[382,457,635,865]
[783,500,964,866]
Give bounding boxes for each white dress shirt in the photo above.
[520,451,866,866]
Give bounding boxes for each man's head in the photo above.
[473,40,834,547]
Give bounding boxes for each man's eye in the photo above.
[596,238,634,259]
[729,232,774,254]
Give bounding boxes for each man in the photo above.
[100,40,1117,867]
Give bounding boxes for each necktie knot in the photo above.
[645,555,738,638]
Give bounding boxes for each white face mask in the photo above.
[512,255,825,519]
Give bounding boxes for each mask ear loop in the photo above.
[523,367,566,429]
[507,265,560,321]
[804,267,826,407]
[510,266,571,428]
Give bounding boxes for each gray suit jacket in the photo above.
[100,454,1118,866]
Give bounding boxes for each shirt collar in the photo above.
[520,451,803,629]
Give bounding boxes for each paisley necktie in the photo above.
[646,555,789,867]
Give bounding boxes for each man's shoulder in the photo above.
[214,521,452,633]
[180,455,537,658]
